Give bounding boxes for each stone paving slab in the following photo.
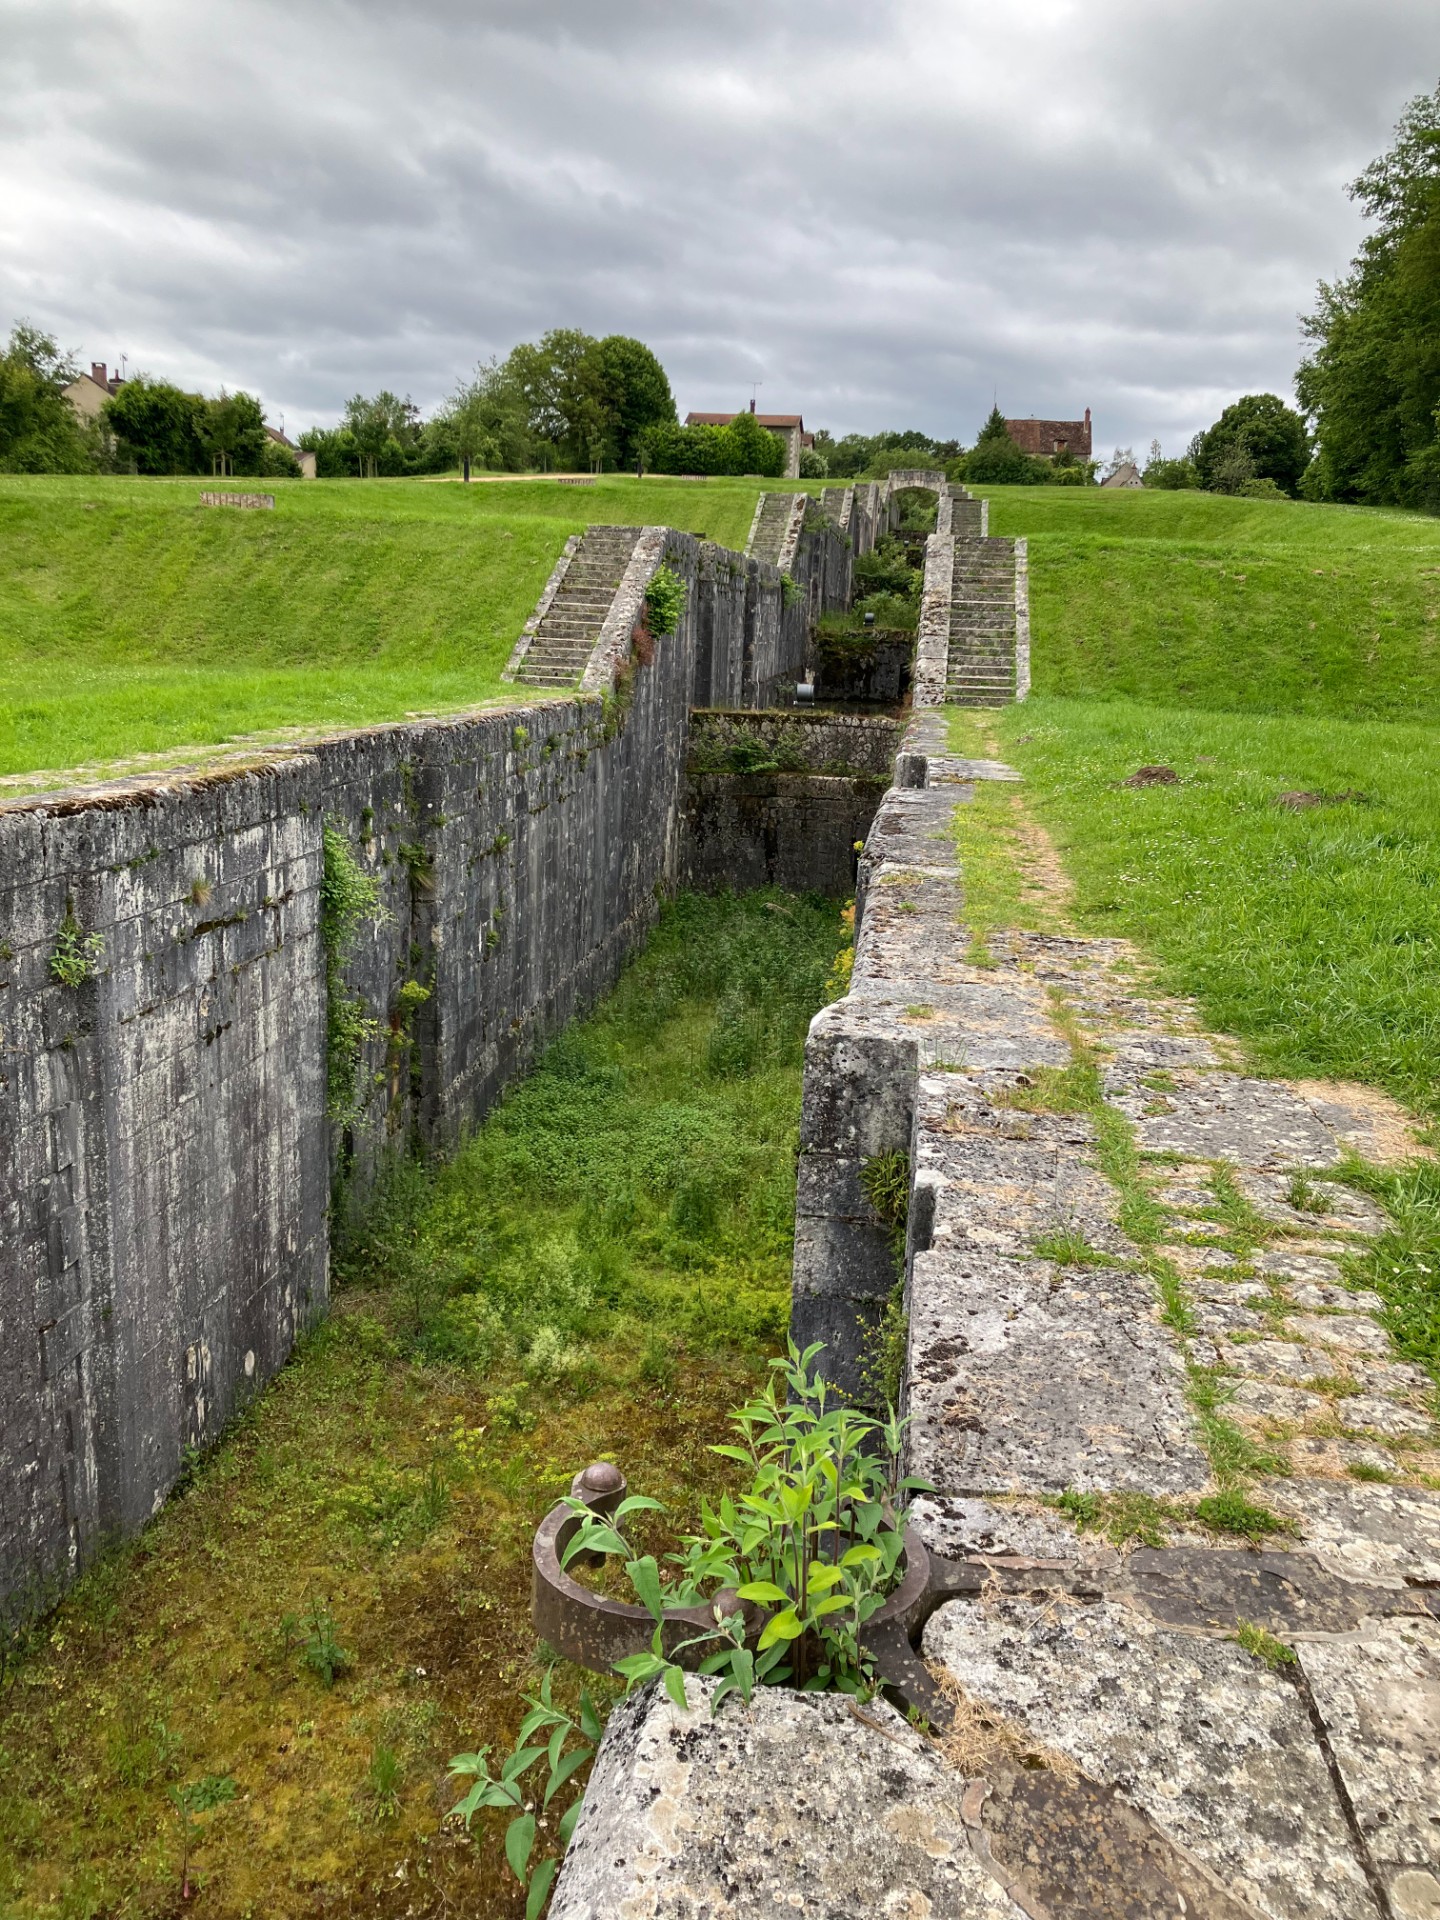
[1261,1479,1440,1586]
[924,1597,1380,1920]
[549,1676,1027,1920]
[1297,1619,1440,1919]
[907,1249,1210,1495]
[1107,1072,1347,1167]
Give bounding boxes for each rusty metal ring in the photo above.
[531,1461,959,1717]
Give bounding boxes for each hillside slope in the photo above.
[979,486,1440,720]
[0,474,770,782]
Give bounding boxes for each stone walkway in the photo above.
[551,714,1440,1920]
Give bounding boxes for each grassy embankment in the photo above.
[0,473,773,787]
[955,484,1440,1382]
[0,891,844,1920]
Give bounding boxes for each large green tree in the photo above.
[343,390,421,478]
[195,389,268,476]
[504,329,604,468]
[502,329,677,469]
[591,335,675,468]
[1297,83,1440,508]
[440,358,537,477]
[0,323,95,472]
[1191,394,1309,495]
[104,376,208,474]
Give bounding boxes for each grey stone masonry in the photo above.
[569,708,1440,1917]
[0,508,850,1615]
[745,490,808,569]
[945,535,1022,705]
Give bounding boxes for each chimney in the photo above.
[749,398,756,414]
[1084,407,1091,425]
[92,362,107,387]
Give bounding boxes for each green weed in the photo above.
[364,1741,403,1822]
[1234,1620,1296,1670]
[49,909,104,987]
[281,1597,351,1689]
[1195,1489,1294,1541]
[1031,1226,1110,1266]
[1054,1489,1176,1548]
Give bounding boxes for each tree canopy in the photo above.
[0,324,94,473]
[1297,83,1440,509]
[1190,394,1309,496]
[960,407,1051,485]
[105,377,208,474]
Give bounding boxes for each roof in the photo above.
[1100,462,1143,487]
[1004,414,1093,456]
[265,426,295,447]
[685,411,804,429]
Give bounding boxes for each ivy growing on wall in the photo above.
[321,823,383,1125]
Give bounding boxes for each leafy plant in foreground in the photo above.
[450,1669,601,1920]
[564,1339,926,1703]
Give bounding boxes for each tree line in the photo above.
[9,81,1439,515]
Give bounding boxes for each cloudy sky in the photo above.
[2,0,1437,457]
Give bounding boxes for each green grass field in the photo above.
[979,697,1440,1121]
[0,473,771,784]
[977,485,1440,720]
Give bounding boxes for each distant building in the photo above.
[1101,461,1143,489]
[62,362,124,422]
[266,425,317,480]
[684,402,813,479]
[1004,408,1092,460]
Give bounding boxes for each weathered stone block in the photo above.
[550,1676,1025,1920]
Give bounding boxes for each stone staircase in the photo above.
[509,526,640,689]
[944,535,1021,705]
[746,491,805,569]
[820,485,852,533]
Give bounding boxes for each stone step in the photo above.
[538,617,609,638]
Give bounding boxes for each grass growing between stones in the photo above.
[979,695,1440,1403]
[0,473,773,784]
[0,888,843,1920]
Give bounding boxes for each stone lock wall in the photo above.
[0,516,849,1614]
[680,711,902,899]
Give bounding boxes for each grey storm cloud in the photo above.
[2,0,1438,453]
